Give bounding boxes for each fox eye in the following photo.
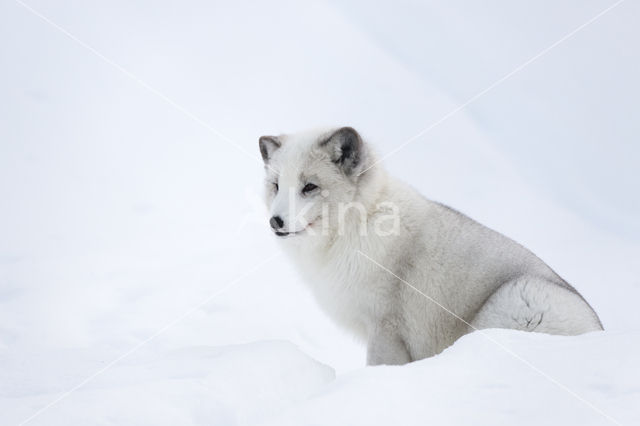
[302,183,318,194]
[273,182,279,192]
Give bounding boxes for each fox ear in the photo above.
[320,127,363,175]
[259,136,281,163]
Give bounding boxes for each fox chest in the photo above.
[301,254,388,337]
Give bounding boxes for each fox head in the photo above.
[259,127,376,239]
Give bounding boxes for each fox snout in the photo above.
[269,216,284,231]
[269,215,302,237]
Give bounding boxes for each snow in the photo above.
[263,331,640,426]
[1,341,335,425]
[1,0,639,425]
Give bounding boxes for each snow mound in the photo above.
[1,341,335,426]
[263,330,640,426]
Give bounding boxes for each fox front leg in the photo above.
[366,326,411,366]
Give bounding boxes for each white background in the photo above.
[1,1,639,424]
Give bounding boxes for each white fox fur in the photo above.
[259,127,603,365]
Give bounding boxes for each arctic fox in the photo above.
[259,127,603,365]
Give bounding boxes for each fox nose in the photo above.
[270,216,284,230]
